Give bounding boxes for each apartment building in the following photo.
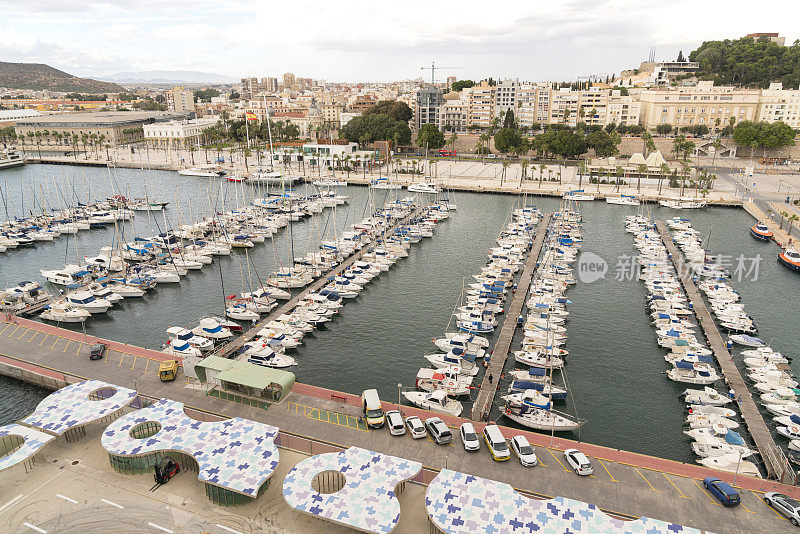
[464,82,494,129]
[549,89,580,127]
[494,79,518,119]
[414,86,443,130]
[638,81,759,128]
[438,93,468,133]
[605,91,641,127]
[757,83,800,129]
[166,86,195,114]
[143,118,217,148]
[515,84,551,129]
[240,77,260,99]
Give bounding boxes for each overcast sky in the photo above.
[2,0,797,82]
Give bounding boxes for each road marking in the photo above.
[0,323,11,335]
[662,473,689,498]
[147,522,173,533]
[75,343,81,356]
[16,327,28,339]
[62,340,71,353]
[216,525,245,534]
[38,334,49,346]
[634,467,662,493]
[50,336,59,349]
[118,353,125,367]
[26,331,39,343]
[23,523,46,533]
[9,325,20,337]
[546,448,569,471]
[56,493,77,504]
[758,492,789,521]
[0,494,24,513]
[692,478,721,506]
[145,358,150,373]
[597,459,618,482]
[131,355,137,370]
[100,498,124,509]
[738,500,755,514]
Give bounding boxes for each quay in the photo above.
[742,200,795,248]
[216,206,421,359]
[471,213,552,421]
[655,220,793,483]
[0,315,798,534]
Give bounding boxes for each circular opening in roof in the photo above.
[129,421,161,440]
[311,470,346,494]
[0,435,24,460]
[88,387,117,401]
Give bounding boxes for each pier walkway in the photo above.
[656,220,793,483]
[216,206,421,358]
[472,213,552,421]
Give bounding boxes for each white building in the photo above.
[143,118,217,148]
[494,79,518,119]
[757,83,800,129]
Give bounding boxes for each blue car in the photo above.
[703,477,740,507]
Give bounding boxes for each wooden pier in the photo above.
[655,220,794,482]
[471,213,552,421]
[216,207,421,359]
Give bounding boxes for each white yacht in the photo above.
[64,291,112,313]
[193,317,233,340]
[166,326,214,352]
[415,367,473,397]
[165,339,202,358]
[40,302,90,323]
[502,390,584,432]
[402,390,463,417]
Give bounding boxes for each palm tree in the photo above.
[343,155,352,178]
[104,143,111,161]
[518,159,529,188]
[658,163,670,196]
[680,163,690,197]
[500,158,509,186]
[578,159,588,189]
[636,163,647,192]
[538,164,545,188]
[41,129,49,145]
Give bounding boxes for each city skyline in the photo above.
[2,0,798,83]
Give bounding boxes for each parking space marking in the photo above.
[634,467,662,493]
[757,492,789,521]
[131,355,138,370]
[145,358,150,373]
[546,448,569,472]
[597,459,617,482]
[23,523,46,533]
[62,340,71,353]
[0,494,24,513]
[50,336,60,349]
[26,330,39,343]
[101,498,124,509]
[9,325,21,337]
[56,493,77,504]
[738,500,755,514]
[216,525,245,534]
[74,343,81,356]
[147,523,173,533]
[38,333,49,346]
[118,353,126,367]
[662,473,689,498]
[0,323,11,335]
[16,327,29,339]
[692,478,721,506]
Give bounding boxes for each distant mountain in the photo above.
[0,61,125,93]
[101,70,238,84]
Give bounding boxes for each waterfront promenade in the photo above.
[656,221,793,483]
[0,315,797,533]
[471,213,551,421]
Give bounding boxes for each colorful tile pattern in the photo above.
[101,399,279,496]
[426,469,701,534]
[0,424,56,472]
[21,380,136,436]
[282,446,422,534]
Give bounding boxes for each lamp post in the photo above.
[732,448,743,486]
[397,383,402,415]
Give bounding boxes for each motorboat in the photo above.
[686,404,737,418]
[193,317,233,339]
[41,265,93,286]
[505,377,568,401]
[685,414,738,429]
[178,166,221,177]
[424,351,480,376]
[402,389,462,416]
[226,302,260,321]
[64,290,112,313]
[680,387,732,406]
[778,249,800,272]
[502,390,584,431]
[85,282,123,304]
[749,223,773,241]
[729,334,765,347]
[415,367,473,396]
[667,360,719,385]
[433,334,487,356]
[762,387,798,405]
[40,302,90,323]
[166,326,214,352]
[606,195,640,206]
[165,339,201,358]
[697,453,761,477]
[407,183,441,194]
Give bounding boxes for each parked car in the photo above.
[405,416,427,439]
[361,389,385,428]
[484,154,498,159]
[459,422,480,451]
[564,449,593,476]
[510,435,538,467]
[89,343,107,360]
[764,492,799,524]
[425,417,453,445]
[385,410,406,436]
[702,477,740,507]
[482,424,510,461]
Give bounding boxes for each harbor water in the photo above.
[0,164,797,465]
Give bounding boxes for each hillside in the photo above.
[0,62,125,93]
[689,37,800,88]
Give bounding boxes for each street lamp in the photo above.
[732,449,743,486]
[397,383,402,414]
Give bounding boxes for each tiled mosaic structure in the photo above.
[0,424,55,472]
[283,446,422,533]
[426,469,701,534]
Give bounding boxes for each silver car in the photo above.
[764,492,800,526]
[385,410,406,436]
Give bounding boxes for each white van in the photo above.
[483,424,511,461]
[361,389,385,428]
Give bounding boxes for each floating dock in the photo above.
[471,213,552,421]
[656,220,794,482]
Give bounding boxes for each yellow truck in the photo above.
[159,360,179,382]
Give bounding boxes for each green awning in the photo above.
[215,361,295,391]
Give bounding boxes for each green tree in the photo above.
[450,80,475,92]
[494,128,526,154]
[339,114,410,146]
[655,123,673,136]
[549,130,588,160]
[585,130,619,157]
[689,36,800,88]
[363,100,413,122]
[416,124,446,150]
[502,109,516,130]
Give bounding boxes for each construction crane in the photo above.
[420,62,465,86]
